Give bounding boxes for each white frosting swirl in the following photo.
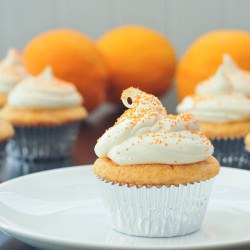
[95,88,213,165]
[177,66,250,123]
[177,94,250,123]
[196,66,233,96]
[8,67,83,109]
[0,49,27,93]
[223,54,250,96]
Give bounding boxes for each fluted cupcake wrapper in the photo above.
[97,178,214,237]
[211,138,250,169]
[6,122,81,161]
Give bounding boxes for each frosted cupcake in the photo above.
[0,49,27,107]
[0,67,87,162]
[223,54,250,97]
[93,87,220,237]
[177,67,250,168]
[0,119,14,167]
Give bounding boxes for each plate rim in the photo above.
[0,165,250,250]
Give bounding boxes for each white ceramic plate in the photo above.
[0,166,250,250]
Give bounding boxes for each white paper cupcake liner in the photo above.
[97,178,214,237]
[211,138,250,169]
[6,122,81,161]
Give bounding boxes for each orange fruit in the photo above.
[177,30,250,99]
[97,25,176,103]
[23,29,108,111]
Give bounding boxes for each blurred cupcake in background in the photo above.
[23,29,108,112]
[177,65,250,168]
[0,49,27,108]
[0,66,87,166]
[176,30,250,100]
[0,119,14,168]
[223,54,250,97]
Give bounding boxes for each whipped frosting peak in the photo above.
[196,66,233,96]
[39,66,53,81]
[0,49,27,93]
[223,54,250,95]
[2,49,22,66]
[223,54,238,72]
[118,87,166,124]
[121,87,163,110]
[8,67,83,109]
[95,88,213,165]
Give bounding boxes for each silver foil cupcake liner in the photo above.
[97,178,214,237]
[6,122,81,161]
[0,141,7,168]
[211,138,250,169]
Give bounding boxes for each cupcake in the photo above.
[0,66,87,163]
[0,49,27,108]
[0,119,14,167]
[177,66,250,168]
[223,54,250,97]
[93,87,220,237]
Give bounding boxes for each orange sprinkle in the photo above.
[101,88,212,149]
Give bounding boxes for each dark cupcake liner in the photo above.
[0,141,7,168]
[6,122,81,161]
[1,156,74,179]
[211,138,250,169]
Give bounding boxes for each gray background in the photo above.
[0,0,249,113]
